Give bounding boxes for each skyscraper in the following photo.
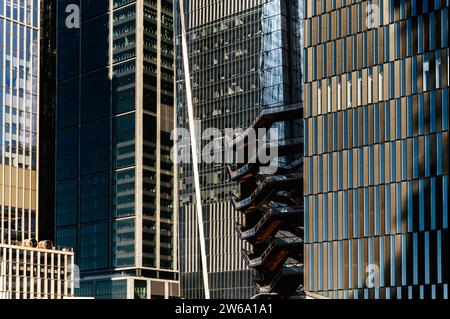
[0,0,74,299]
[39,0,57,242]
[175,0,303,299]
[55,0,179,299]
[304,0,449,299]
[227,0,305,298]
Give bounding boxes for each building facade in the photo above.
[0,0,74,299]
[175,0,303,299]
[39,0,57,242]
[304,0,449,298]
[55,0,179,299]
[0,242,74,299]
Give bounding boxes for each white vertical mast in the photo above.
[178,0,211,299]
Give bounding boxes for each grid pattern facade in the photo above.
[304,0,449,299]
[1,0,39,245]
[176,0,303,298]
[0,244,74,299]
[55,0,179,298]
[0,0,74,300]
[179,202,253,299]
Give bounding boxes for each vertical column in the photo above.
[135,0,144,269]
[0,1,5,245]
[37,251,41,298]
[155,0,162,271]
[0,258,6,298]
[34,0,42,242]
[127,277,134,299]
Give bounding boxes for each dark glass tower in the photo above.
[304,0,449,299]
[39,0,57,242]
[176,0,303,299]
[55,0,179,299]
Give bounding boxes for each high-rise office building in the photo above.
[228,1,305,298]
[0,0,74,299]
[175,0,303,299]
[55,0,179,299]
[39,0,57,242]
[304,0,449,298]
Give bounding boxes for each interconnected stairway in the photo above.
[229,103,304,298]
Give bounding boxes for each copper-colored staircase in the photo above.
[229,103,304,298]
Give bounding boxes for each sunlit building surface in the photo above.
[0,242,74,299]
[0,0,74,299]
[304,0,449,299]
[55,0,179,299]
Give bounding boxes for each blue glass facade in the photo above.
[0,0,76,300]
[56,0,114,278]
[176,0,303,299]
[304,0,449,299]
[0,0,39,244]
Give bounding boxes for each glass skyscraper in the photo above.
[55,0,179,299]
[1,0,39,243]
[175,0,303,299]
[0,0,74,299]
[304,0,449,299]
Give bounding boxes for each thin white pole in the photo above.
[178,0,211,299]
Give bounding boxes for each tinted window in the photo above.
[56,227,78,257]
[113,113,135,169]
[81,68,111,122]
[143,88,157,112]
[81,14,109,72]
[113,169,135,218]
[112,219,135,267]
[57,128,78,180]
[57,28,80,80]
[57,78,79,129]
[81,0,109,21]
[80,222,109,270]
[80,120,110,175]
[113,85,135,114]
[80,173,110,223]
[56,180,78,226]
